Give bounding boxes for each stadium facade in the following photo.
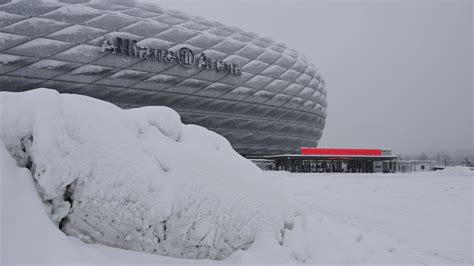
[0,0,327,156]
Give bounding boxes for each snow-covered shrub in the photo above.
[0,89,293,260]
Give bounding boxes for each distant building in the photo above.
[261,148,397,173]
[254,148,441,173]
[396,160,435,172]
[250,159,275,171]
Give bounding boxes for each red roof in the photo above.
[301,148,383,156]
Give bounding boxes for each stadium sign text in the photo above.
[100,36,241,76]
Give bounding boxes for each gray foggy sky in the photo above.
[154,0,472,154]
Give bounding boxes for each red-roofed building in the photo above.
[260,148,397,173]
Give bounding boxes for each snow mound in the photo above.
[0,89,292,260]
[437,166,473,176]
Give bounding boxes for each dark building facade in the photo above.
[0,0,327,156]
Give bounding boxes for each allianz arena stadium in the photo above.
[0,0,327,156]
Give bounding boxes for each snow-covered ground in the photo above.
[2,151,472,265]
[271,169,473,265]
[1,89,472,265]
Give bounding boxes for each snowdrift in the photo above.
[0,89,293,260]
[437,166,473,176]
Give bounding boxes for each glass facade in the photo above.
[0,0,327,156]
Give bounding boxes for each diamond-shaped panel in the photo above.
[242,75,274,90]
[0,32,31,51]
[181,22,211,32]
[51,44,105,63]
[0,11,25,27]
[9,59,81,79]
[2,18,69,37]
[95,69,151,87]
[121,21,169,37]
[154,28,197,43]
[40,5,102,24]
[121,8,159,19]
[242,60,270,75]
[47,25,108,43]
[165,78,211,94]
[281,83,304,96]
[0,1,61,16]
[0,75,44,92]
[81,14,137,30]
[245,90,275,104]
[154,14,185,25]
[193,82,235,98]
[0,54,39,74]
[211,39,246,55]
[235,44,265,60]
[6,38,75,58]
[55,64,118,83]
[220,86,256,101]
[132,74,184,91]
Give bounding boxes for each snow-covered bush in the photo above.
[0,89,293,260]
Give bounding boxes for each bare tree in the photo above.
[418,152,428,161]
[442,154,452,166]
[462,157,472,166]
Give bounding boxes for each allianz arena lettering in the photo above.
[0,0,327,156]
[100,36,242,76]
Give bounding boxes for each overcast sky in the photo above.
[155,0,472,154]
